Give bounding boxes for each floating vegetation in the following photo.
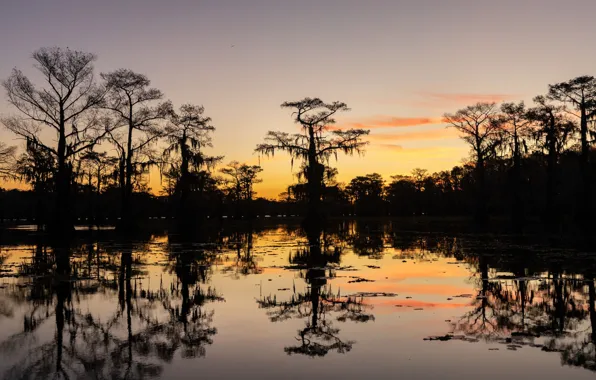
[348,292,398,298]
[424,335,479,343]
[348,278,375,284]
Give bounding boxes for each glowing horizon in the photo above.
[1,0,595,199]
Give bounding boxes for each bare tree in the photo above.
[443,102,501,225]
[255,98,369,224]
[101,69,172,228]
[2,47,107,233]
[548,76,596,236]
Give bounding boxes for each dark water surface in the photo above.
[1,221,595,379]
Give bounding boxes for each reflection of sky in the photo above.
[2,0,596,197]
[0,226,595,379]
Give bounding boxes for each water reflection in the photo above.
[0,237,223,379]
[426,240,596,373]
[0,222,596,378]
[257,227,374,356]
[221,228,263,278]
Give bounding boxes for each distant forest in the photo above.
[1,47,596,237]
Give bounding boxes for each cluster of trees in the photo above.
[441,83,596,237]
[0,48,371,235]
[277,78,596,238]
[2,47,596,239]
[0,47,271,234]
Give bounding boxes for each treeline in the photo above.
[0,48,371,234]
[273,76,596,239]
[0,146,592,229]
[0,47,277,233]
[1,47,596,238]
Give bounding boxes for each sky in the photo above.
[1,0,596,198]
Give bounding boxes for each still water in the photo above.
[1,221,595,379]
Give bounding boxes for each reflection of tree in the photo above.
[257,227,374,357]
[1,244,75,380]
[429,245,596,374]
[162,239,223,358]
[453,256,502,338]
[0,237,223,379]
[452,258,587,337]
[550,276,596,372]
[344,222,385,259]
[222,228,263,278]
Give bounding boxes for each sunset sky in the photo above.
[1,0,595,198]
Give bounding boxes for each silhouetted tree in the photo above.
[256,98,369,225]
[77,151,118,223]
[78,150,117,195]
[548,76,596,235]
[2,47,107,233]
[411,168,428,215]
[527,96,576,232]
[444,102,501,226]
[345,173,385,216]
[162,104,220,226]
[101,68,172,229]
[385,175,417,216]
[497,101,532,231]
[13,140,57,228]
[220,161,263,218]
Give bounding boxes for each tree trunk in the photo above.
[579,103,592,243]
[306,126,323,226]
[176,135,193,230]
[122,111,134,231]
[53,107,73,235]
[511,133,524,233]
[545,115,558,234]
[475,154,488,227]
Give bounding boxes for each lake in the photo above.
[0,220,595,379]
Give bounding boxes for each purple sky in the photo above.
[1,0,595,197]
